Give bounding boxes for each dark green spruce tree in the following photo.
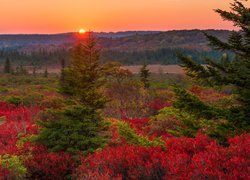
[32,68,36,77]
[61,32,107,109]
[4,58,11,74]
[174,0,250,139]
[36,32,108,154]
[44,67,48,78]
[60,58,66,84]
[140,64,150,88]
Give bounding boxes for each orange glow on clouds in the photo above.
[0,0,249,34]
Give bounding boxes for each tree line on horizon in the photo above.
[0,29,234,67]
[0,47,231,68]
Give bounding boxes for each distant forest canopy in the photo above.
[0,29,233,66]
[0,49,69,66]
[101,48,229,65]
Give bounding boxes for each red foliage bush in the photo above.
[129,118,149,129]
[0,102,40,178]
[0,166,10,178]
[108,120,124,147]
[76,133,250,179]
[148,98,171,112]
[21,143,76,179]
[0,102,39,155]
[0,102,76,179]
[76,144,167,179]
[188,133,250,179]
[128,118,150,136]
[127,118,172,139]
[190,85,228,103]
[0,101,249,179]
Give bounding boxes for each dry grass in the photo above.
[1,64,184,74]
[122,65,184,74]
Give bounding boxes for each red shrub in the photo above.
[148,98,171,112]
[189,136,250,180]
[76,144,167,179]
[0,166,10,178]
[190,85,228,103]
[128,118,150,136]
[76,133,250,179]
[108,120,125,146]
[129,118,149,129]
[0,102,39,155]
[22,144,76,179]
[0,101,249,179]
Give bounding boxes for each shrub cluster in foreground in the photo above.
[77,133,249,179]
[0,102,249,179]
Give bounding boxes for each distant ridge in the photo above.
[0,30,230,51]
[0,30,232,65]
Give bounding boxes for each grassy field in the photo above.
[20,64,185,74]
[122,65,184,74]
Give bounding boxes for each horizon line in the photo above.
[0,28,234,35]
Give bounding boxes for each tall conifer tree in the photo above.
[175,0,250,137]
[140,64,150,88]
[4,58,11,74]
[37,32,108,153]
[61,32,107,110]
[60,58,66,83]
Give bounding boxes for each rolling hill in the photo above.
[0,29,231,65]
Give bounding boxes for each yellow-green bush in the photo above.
[0,154,27,179]
[117,121,164,148]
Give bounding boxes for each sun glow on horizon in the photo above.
[79,29,86,34]
[0,0,244,34]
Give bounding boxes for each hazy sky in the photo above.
[0,0,249,34]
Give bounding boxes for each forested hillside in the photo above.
[0,30,231,65]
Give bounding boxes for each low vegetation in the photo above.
[0,0,249,179]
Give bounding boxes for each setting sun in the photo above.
[79,29,86,34]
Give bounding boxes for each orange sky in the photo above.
[0,0,249,34]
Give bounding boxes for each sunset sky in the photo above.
[0,0,249,34]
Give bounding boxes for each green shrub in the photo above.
[22,92,44,106]
[36,105,109,154]
[0,154,27,179]
[117,121,164,148]
[0,87,8,93]
[153,106,230,142]
[6,96,23,106]
[40,96,65,109]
